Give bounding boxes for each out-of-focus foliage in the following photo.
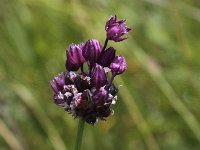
[0,0,200,149]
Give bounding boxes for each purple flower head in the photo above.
[98,47,116,67]
[110,56,127,75]
[92,88,109,107]
[50,15,130,125]
[50,72,66,93]
[91,63,107,89]
[105,15,131,42]
[66,43,86,71]
[82,39,102,62]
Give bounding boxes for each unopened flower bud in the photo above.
[92,88,109,106]
[82,39,102,62]
[91,63,107,88]
[66,43,86,71]
[98,47,116,67]
[105,15,131,42]
[110,56,127,75]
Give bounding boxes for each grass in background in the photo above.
[0,0,200,149]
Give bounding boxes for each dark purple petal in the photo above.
[91,63,107,88]
[98,47,116,67]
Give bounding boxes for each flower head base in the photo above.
[50,15,131,125]
[105,15,131,42]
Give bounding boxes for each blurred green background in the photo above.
[1,0,200,149]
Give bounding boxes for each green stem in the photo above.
[102,38,108,51]
[74,118,85,150]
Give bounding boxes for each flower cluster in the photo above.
[50,15,131,124]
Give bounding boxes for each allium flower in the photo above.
[66,43,86,71]
[82,39,102,62]
[110,56,127,75]
[50,15,131,125]
[105,15,131,42]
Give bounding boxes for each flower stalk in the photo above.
[74,118,85,150]
[102,38,108,51]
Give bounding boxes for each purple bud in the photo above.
[105,15,131,42]
[82,39,102,62]
[110,56,127,75]
[50,72,66,93]
[91,64,107,88]
[66,43,86,71]
[98,47,116,67]
[92,88,109,106]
